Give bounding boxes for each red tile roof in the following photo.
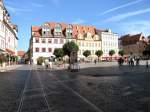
[32,26,41,32]
[32,22,104,38]
[17,51,25,57]
[6,48,15,55]
[120,33,148,45]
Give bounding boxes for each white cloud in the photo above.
[6,5,32,14]
[71,19,85,24]
[104,8,150,22]
[100,0,143,15]
[31,3,44,8]
[119,21,150,36]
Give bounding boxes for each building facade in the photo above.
[30,22,119,64]
[97,29,119,60]
[77,33,101,60]
[30,23,75,64]
[120,33,148,57]
[0,0,18,61]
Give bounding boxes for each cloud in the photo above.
[6,5,32,14]
[31,3,44,8]
[71,19,85,24]
[104,8,150,22]
[119,21,150,36]
[100,0,143,15]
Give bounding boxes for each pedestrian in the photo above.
[131,58,134,67]
[118,58,121,66]
[45,59,49,69]
[94,59,97,65]
[146,60,149,68]
[136,57,140,66]
[128,57,131,67]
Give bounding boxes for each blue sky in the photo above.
[4,0,150,51]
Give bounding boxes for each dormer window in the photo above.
[66,24,73,38]
[54,24,62,37]
[42,25,51,37]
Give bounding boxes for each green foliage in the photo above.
[0,54,6,64]
[63,41,79,57]
[118,50,124,57]
[109,50,115,56]
[54,48,64,59]
[15,56,19,62]
[37,57,45,65]
[95,50,103,57]
[83,50,91,57]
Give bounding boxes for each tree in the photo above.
[63,41,79,63]
[118,50,124,57]
[109,50,115,56]
[109,50,115,61]
[37,57,45,65]
[54,48,64,60]
[95,50,103,61]
[83,50,91,58]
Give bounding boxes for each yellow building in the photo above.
[76,32,101,61]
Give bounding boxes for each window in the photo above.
[86,43,88,47]
[48,39,52,43]
[48,48,52,52]
[42,48,46,52]
[92,43,94,47]
[35,38,39,43]
[60,39,64,44]
[42,39,46,43]
[35,48,39,52]
[54,24,62,35]
[54,39,58,44]
[82,42,84,46]
[79,50,81,55]
[78,42,81,46]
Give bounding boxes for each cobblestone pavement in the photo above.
[0,65,150,112]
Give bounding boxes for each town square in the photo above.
[0,0,150,112]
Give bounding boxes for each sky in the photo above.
[3,0,150,51]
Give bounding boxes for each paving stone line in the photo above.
[36,70,51,112]
[17,67,32,112]
[48,72,104,112]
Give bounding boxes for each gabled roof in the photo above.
[32,26,41,32]
[120,33,147,45]
[31,22,106,38]
[17,51,25,57]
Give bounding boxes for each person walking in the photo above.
[94,59,97,65]
[136,57,140,66]
[146,60,149,68]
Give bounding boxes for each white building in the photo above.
[97,29,119,60]
[30,23,75,64]
[0,0,18,57]
[30,22,119,64]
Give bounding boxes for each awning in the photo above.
[5,49,15,56]
[0,49,7,54]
